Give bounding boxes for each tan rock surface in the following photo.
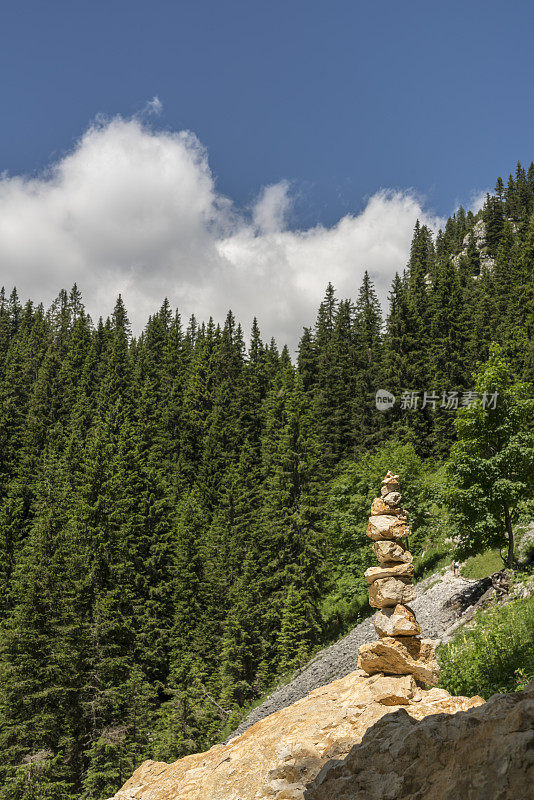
[364,562,414,584]
[361,673,417,705]
[368,576,416,607]
[306,683,534,800]
[109,671,483,800]
[382,490,401,506]
[372,539,412,563]
[382,475,400,494]
[358,636,440,685]
[366,515,410,541]
[370,497,407,517]
[373,604,421,637]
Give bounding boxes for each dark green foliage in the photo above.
[0,161,533,798]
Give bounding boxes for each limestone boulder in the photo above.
[306,684,533,800]
[372,540,412,564]
[358,637,440,685]
[373,604,421,637]
[368,577,416,608]
[109,670,483,800]
[364,563,414,584]
[366,515,410,541]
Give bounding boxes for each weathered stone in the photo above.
[366,515,410,541]
[306,684,534,800]
[370,497,407,517]
[364,562,414,584]
[373,604,421,637]
[108,670,484,800]
[372,539,412,564]
[380,471,400,494]
[358,637,440,685]
[383,490,401,506]
[368,577,416,608]
[381,471,399,485]
[364,673,417,705]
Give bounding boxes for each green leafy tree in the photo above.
[447,344,534,566]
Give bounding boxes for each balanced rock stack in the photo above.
[358,471,440,686]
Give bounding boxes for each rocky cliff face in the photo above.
[108,671,483,800]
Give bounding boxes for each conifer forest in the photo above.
[0,164,533,799]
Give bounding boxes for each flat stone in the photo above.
[367,515,410,541]
[370,498,407,518]
[358,637,440,686]
[373,540,413,564]
[365,673,417,705]
[368,577,416,608]
[364,563,414,584]
[373,604,421,637]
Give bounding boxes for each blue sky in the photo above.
[1,0,533,345]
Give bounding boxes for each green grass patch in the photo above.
[414,545,451,579]
[438,596,534,698]
[461,548,503,579]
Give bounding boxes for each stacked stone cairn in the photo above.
[357,471,440,686]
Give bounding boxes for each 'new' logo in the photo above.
[375,389,395,411]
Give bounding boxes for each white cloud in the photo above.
[141,96,163,117]
[252,180,291,233]
[468,189,488,214]
[0,114,445,350]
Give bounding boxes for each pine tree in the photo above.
[352,272,383,450]
[0,163,532,797]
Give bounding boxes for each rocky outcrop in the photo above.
[451,218,496,272]
[108,670,484,800]
[305,680,534,800]
[358,472,440,685]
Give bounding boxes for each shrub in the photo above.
[438,596,534,698]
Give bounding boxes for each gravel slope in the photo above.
[228,570,486,740]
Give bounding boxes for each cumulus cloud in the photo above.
[252,181,292,233]
[0,115,445,350]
